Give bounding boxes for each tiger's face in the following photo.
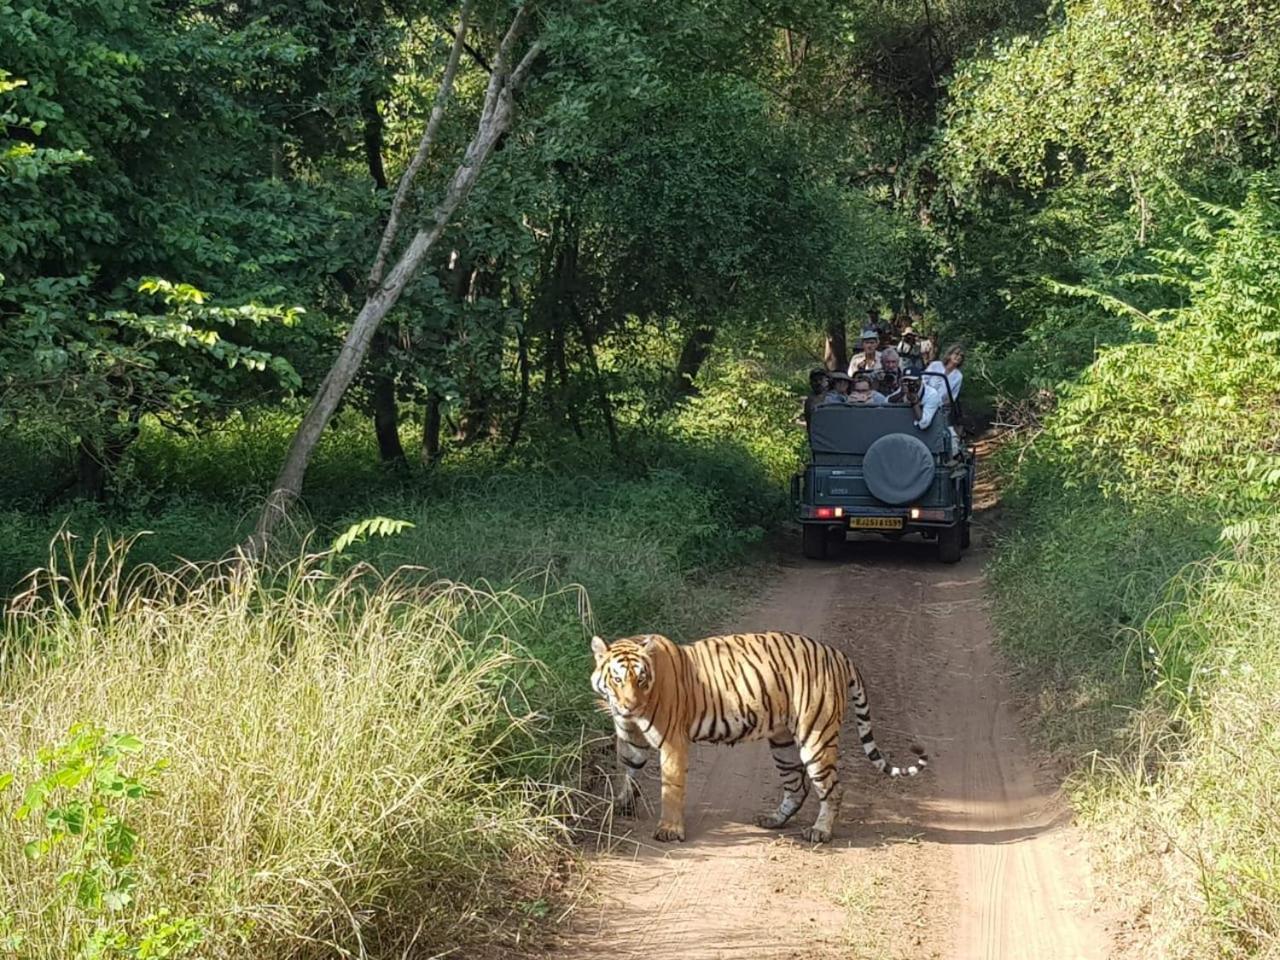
[591,635,656,718]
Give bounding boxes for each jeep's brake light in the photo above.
[815,506,835,519]
[909,507,947,521]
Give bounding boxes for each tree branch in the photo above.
[433,17,491,73]
[368,0,474,292]
[248,2,541,557]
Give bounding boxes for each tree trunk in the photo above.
[362,71,405,466]
[75,438,110,502]
[824,316,848,372]
[371,334,405,464]
[248,8,543,555]
[422,394,442,464]
[573,305,619,456]
[455,260,503,444]
[671,325,716,398]
[556,329,583,440]
[74,415,138,501]
[360,86,390,193]
[508,323,530,449]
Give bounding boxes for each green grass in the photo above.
[0,541,590,958]
[990,441,1280,958]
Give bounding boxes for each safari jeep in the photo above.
[792,386,976,563]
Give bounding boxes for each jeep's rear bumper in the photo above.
[790,473,963,530]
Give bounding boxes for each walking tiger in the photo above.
[591,631,927,843]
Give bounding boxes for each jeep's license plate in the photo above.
[851,517,903,530]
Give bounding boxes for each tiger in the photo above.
[590,631,926,844]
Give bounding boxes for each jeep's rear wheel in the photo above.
[802,523,829,560]
[938,523,963,563]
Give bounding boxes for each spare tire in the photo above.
[862,433,935,505]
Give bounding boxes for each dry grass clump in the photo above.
[0,536,584,958]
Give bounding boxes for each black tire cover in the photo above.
[862,432,935,505]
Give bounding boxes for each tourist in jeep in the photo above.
[804,368,830,426]
[847,372,888,407]
[921,344,965,408]
[886,372,921,406]
[897,326,925,374]
[818,370,852,405]
[847,328,882,380]
[878,348,903,397]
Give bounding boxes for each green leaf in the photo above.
[112,734,143,754]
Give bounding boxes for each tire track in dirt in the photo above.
[557,478,1113,960]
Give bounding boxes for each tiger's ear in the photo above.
[590,635,608,662]
[640,634,659,650]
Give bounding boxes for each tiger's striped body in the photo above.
[590,631,926,843]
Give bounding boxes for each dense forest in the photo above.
[3,0,1280,957]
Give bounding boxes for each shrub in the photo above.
[989,174,1280,956]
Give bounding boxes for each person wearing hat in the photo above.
[847,327,883,381]
[897,326,925,375]
[818,370,853,406]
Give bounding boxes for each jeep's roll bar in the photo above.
[920,369,962,426]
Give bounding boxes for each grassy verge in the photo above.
[990,444,1280,958]
[985,180,1280,958]
[0,544,588,958]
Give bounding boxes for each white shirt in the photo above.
[922,360,962,401]
[914,385,945,429]
[847,351,882,378]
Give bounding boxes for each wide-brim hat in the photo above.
[828,370,853,382]
[859,327,879,341]
[902,325,916,336]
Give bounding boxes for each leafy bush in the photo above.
[1045,176,1280,511]
[988,175,1280,956]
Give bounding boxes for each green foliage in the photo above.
[985,173,1280,957]
[942,0,1280,190]
[1042,175,1280,510]
[2,725,204,959]
[1,276,302,442]
[328,516,416,556]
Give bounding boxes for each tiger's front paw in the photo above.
[653,820,685,842]
[801,825,832,844]
[755,812,789,829]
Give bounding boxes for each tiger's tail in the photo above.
[848,668,928,777]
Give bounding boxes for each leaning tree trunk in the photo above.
[247,3,542,555]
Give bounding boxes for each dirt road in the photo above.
[560,489,1112,959]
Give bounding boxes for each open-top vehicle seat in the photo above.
[808,404,950,457]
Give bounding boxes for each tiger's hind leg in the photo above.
[610,722,649,815]
[798,731,843,843]
[755,735,810,829]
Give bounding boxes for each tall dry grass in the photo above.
[0,536,586,958]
